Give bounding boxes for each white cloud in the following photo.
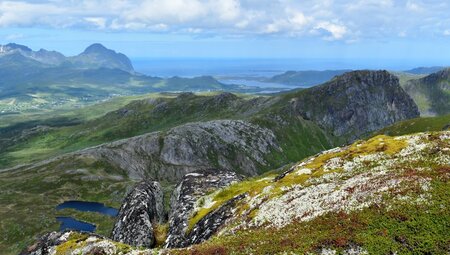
[84,17,107,29]
[314,21,348,40]
[0,0,449,41]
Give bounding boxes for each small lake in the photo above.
[56,201,119,217]
[56,217,96,232]
[56,201,119,232]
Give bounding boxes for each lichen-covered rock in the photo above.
[290,70,419,141]
[111,181,164,248]
[21,231,153,255]
[165,169,243,248]
[20,231,68,255]
[186,193,246,246]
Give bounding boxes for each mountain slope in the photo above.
[0,71,419,168]
[22,131,450,255]
[378,114,450,136]
[403,68,450,116]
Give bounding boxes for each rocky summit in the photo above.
[290,70,419,141]
[111,181,165,248]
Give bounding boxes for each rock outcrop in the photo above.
[110,181,164,248]
[68,119,280,181]
[21,231,152,255]
[290,70,419,140]
[185,193,246,246]
[165,169,243,248]
[20,231,67,255]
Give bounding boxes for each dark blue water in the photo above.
[56,201,119,217]
[56,216,96,232]
[56,201,119,232]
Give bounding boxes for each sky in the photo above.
[0,0,450,67]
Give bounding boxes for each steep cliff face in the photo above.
[289,70,419,141]
[110,181,164,248]
[165,169,243,248]
[403,68,450,116]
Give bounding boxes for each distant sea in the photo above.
[131,58,435,78]
[131,58,442,89]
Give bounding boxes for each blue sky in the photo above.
[0,0,450,67]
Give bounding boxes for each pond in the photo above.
[56,216,96,232]
[56,201,119,232]
[56,201,119,216]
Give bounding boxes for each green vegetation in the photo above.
[378,114,450,136]
[178,178,449,255]
[0,164,134,255]
[402,69,450,116]
[175,135,450,255]
[188,134,408,231]
[0,91,340,254]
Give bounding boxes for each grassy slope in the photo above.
[0,91,336,169]
[401,72,450,116]
[378,114,450,136]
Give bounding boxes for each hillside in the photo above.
[0,71,419,168]
[403,66,446,75]
[23,131,450,254]
[0,70,421,254]
[403,68,450,116]
[378,114,450,136]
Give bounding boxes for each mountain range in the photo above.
[0,43,262,115]
[0,43,449,255]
